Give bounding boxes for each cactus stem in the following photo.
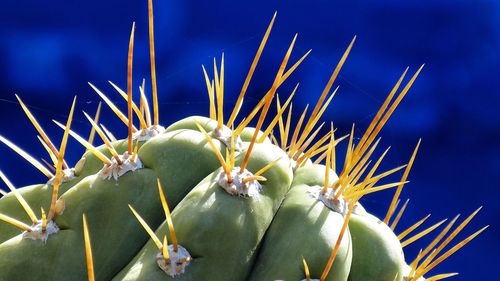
[0,135,54,179]
[53,120,112,165]
[82,214,95,281]
[48,96,76,221]
[38,135,58,166]
[227,12,276,128]
[127,22,136,154]
[0,171,38,223]
[83,111,122,164]
[157,179,178,252]
[390,198,410,230]
[0,213,33,231]
[87,102,102,145]
[147,0,159,126]
[88,83,138,132]
[15,94,69,169]
[108,81,147,129]
[319,201,355,281]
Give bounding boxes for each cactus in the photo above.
[0,1,487,281]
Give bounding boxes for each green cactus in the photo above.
[0,1,487,281]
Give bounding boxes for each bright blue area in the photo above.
[0,0,498,279]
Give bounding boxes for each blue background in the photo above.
[0,0,498,279]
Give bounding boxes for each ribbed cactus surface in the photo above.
[0,2,486,281]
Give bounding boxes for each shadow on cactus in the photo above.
[0,0,487,280]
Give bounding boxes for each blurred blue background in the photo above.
[0,0,498,279]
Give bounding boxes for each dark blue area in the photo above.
[0,0,498,279]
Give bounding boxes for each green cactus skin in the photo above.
[347,212,405,281]
[137,128,225,207]
[0,168,161,281]
[240,127,271,144]
[114,142,293,281]
[0,182,72,243]
[165,115,270,144]
[0,124,230,280]
[292,163,338,187]
[165,116,218,134]
[248,164,352,281]
[0,139,134,243]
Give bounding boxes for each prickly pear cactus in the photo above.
[0,1,487,281]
